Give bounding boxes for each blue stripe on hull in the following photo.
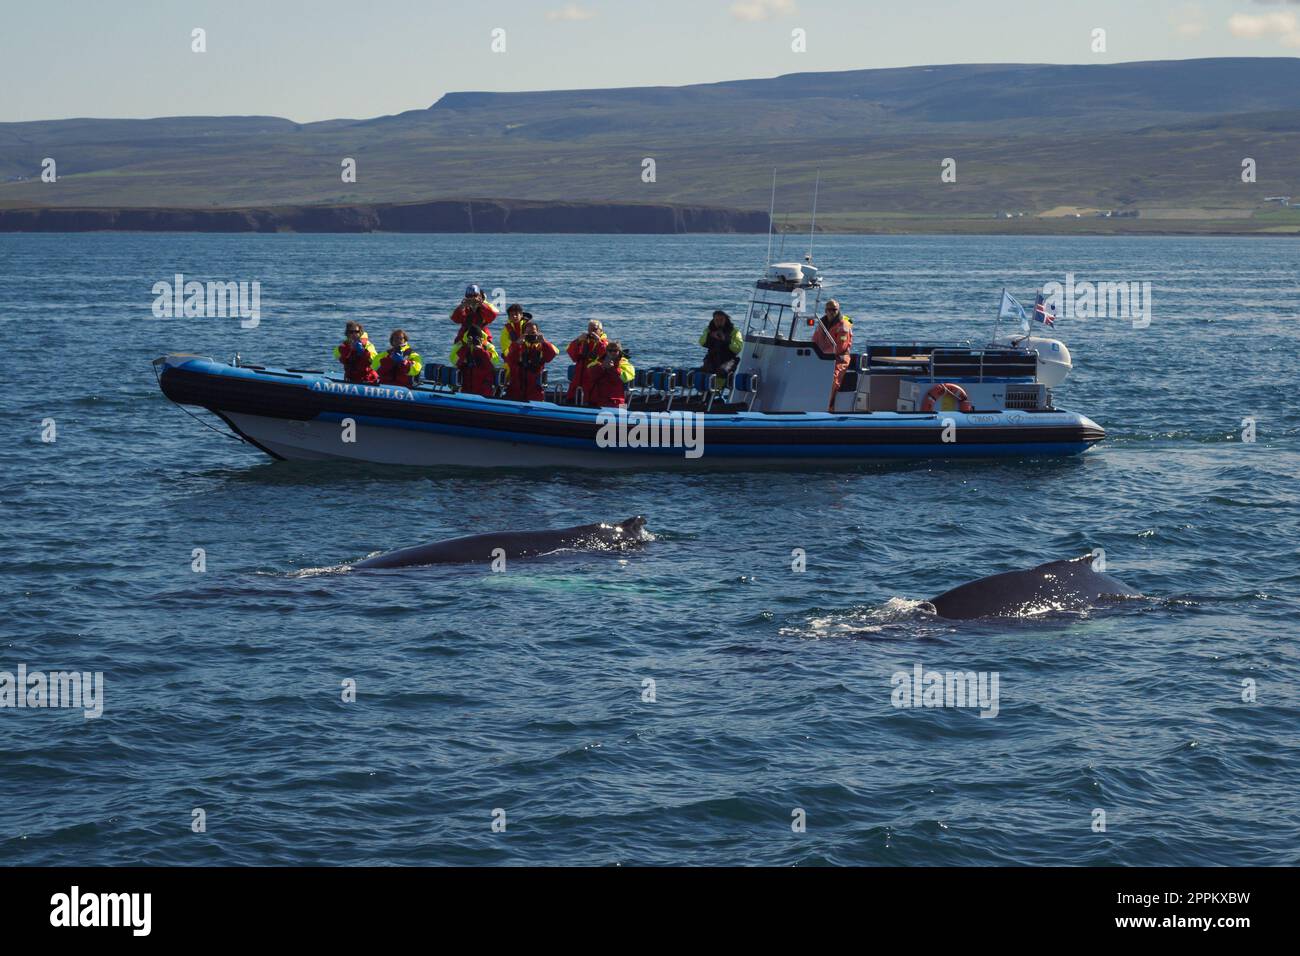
[317,411,1090,459]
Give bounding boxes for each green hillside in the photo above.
[2,58,1298,233]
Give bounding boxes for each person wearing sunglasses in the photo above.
[333,321,379,384]
[813,299,853,411]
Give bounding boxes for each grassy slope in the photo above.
[1,59,1298,233]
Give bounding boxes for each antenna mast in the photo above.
[807,170,821,263]
[764,169,777,270]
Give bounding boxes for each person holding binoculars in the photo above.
[584,340,635,408]
[333,321,379,384]
[451,325,501,398]
[505,319,559,402]
[372,329,423,389]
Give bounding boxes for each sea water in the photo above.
[0,233,1296,865]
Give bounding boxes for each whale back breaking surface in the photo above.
[353,516,647,569]
[927,555,1140,620]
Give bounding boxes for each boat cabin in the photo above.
[725,261,1070,414]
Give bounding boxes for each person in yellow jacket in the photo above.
[497,304,530,363]
[371,329,424,388]
[698,310,743,384]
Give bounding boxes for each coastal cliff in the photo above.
[0,199,769,234]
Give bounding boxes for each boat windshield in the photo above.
[745,285,822,343]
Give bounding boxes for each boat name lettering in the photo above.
[310,379,414,401]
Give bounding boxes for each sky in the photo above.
[2,0,1298,123]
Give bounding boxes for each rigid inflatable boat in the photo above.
[155,260,1104,468]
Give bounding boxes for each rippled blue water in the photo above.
[1,233,1297,865]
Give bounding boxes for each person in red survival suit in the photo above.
[505,319,558,402]
[451,325,501,398]
[585,341,635,408]
[372,329,424,388]
[812,298,853,411]
[334,321,379,384]
[450,283,499,345]
[566,319,608,402]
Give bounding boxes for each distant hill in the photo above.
[2,58,1298,233]
[429,58,1300,133]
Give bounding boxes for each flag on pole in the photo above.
[1032,292,1057,327]
[998,289,1028,323]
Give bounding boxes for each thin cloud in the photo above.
[1228,9,1300,46]
[1171,4,1207,37]
[730,0,799,23]
[546,3,596,21]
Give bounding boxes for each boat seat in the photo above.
[728,371,760,411]
[692,368,726,394]
[423,364,462,391]
[629,366,675,406]
[647,368,676,400]
[672,366,697,392]
[661,370,716,412]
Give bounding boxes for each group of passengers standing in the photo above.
[333,285,853,410]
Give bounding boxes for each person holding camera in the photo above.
[565,319,608,402]
[585,340,635,408]
[333,321,379,384]
[505,320,559,402]
[372,329,423,389]
[698,310,743,381]
[450,325,501,398]
[450,283,498,345]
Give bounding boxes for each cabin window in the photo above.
[748,303,791,338]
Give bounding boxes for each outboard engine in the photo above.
[992,335,1072,387]
[1022,336,1072,387]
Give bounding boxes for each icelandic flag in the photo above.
[1033,292,1057,327]
[998,289,1028,323]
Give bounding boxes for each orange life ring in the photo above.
[920,382,974,413]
